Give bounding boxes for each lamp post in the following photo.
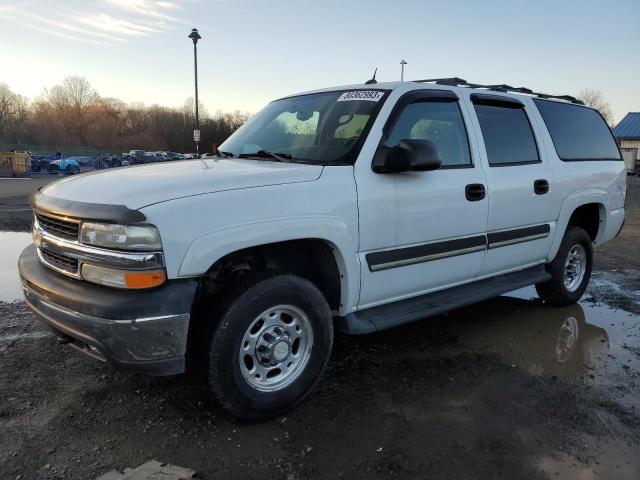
[188,28,202,156]
[400,59,407,81]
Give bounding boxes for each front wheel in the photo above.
[536,226,593,306]
[206,274,333,419]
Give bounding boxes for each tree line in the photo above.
[0,76,249,153]
[0,77,616,155]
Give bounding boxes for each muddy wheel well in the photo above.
[196,239,342,311]
[567,203,602,242]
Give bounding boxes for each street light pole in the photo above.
[188,28,202,156]
[400,59,407,81]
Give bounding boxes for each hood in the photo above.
[40,159,324,210]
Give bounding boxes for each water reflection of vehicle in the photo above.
[452,297,609,380]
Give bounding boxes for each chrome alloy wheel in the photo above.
[239,305,314,392]
[563,244,587,292]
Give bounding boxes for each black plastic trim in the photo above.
[487,224,550,249]
[339,265,551,334]
[366,235,486,271]
[30,190,146,224]
[488,160,542,167]
[470,93,524,108]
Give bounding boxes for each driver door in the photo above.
[355,89,489,309]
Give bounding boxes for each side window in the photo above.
[533,99,621,161]
[385,100,472,167]
[473,100,540,166]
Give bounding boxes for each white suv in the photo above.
[19,78,626,418]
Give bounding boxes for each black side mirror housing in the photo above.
[372,139,442,173]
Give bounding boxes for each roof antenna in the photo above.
[365,68,377,85]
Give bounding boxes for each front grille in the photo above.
[40,248,79,274]
[35,212,79,241]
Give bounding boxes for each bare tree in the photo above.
[42,76,99,144]
[0,76,250,153]
[577,89,614,126]
[0,83,29,144]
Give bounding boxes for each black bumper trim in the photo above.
[19,245,198,376]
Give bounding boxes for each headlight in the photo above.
[80,222,162,251]
[82,264,165,289]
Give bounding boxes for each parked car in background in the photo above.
[48,156,99,175]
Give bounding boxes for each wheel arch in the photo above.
[548,190,608,261]
[198,238,344,311]
[179,217,361,315]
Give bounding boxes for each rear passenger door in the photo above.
[464,93,561,275]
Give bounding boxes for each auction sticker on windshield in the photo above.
[337,91,384,102]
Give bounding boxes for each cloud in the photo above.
[2,0,188,45]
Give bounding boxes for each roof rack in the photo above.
[412,77,584,105]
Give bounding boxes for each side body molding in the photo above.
[178,216,360,314]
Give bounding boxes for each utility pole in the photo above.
[400,59,407,81]
[188,28,202,157]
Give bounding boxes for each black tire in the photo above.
[536,226,593,306]
[67,164,80,175]
[206,274,333,419]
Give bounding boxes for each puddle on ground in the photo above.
[365,284,639,411]
[447,286,640,410]
[0,232,31,302]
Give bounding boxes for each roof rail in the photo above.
[412,77,584,105]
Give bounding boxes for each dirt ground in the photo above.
[0,176,639,480]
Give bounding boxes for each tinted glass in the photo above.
[385,101,471,166]
[534,99,621,161]
[220,90,386,164]
[474,104,539,165]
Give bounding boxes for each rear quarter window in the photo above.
[533,99,621,161]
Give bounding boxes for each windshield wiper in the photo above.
[238,150,293,163]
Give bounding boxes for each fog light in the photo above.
[82,264,165,289]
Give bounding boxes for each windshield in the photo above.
[219,90,388,164]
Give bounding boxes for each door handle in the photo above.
[534,179,549,195]
[465,183,486,201]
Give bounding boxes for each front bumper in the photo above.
[19,245,198,376]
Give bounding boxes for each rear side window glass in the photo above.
[385,101,471,167]
[474,104,539,166]
[534,99,621,161]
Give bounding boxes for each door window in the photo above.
[385,101,472,167]
[474,103,540,166]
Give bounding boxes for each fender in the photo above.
[548,189,608,261]
[178,215,360,315]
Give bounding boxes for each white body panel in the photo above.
[37,81,626,316]
[140,166,361,313]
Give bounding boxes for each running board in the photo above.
[340,265,550,334]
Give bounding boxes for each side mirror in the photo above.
[372,139,442,173]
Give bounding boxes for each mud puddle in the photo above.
[464,286,640,409]
[0,232,31,302]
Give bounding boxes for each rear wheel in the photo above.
[536,227,593,306]
[206,274,333,419]
[67,164,80,175]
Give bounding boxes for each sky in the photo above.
[0,0,638,122]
